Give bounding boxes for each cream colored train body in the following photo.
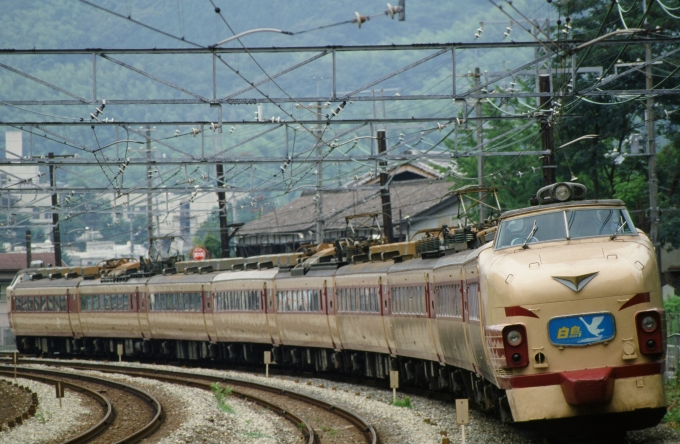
[7,189,666,438]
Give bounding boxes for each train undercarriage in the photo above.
[16,334,509,419]
[16,334,666,441]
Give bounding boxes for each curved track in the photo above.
[18,359,378,444]
[0,365,163,444]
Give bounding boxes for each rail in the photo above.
[0,368,113,444]
[0,365,164,443]
[36,360,378,444]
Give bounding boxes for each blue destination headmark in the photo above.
[548,313,616,346]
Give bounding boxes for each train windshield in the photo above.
[495,208,636,250]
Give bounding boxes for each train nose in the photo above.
[559,368,614,405]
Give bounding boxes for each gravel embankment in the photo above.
[12,359,680,443]
[0,376,95,444]
[25,363,299,444]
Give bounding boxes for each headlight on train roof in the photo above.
[553,184,571,202]
[641,316,657,333]
[531,182,587,205]
[506,329,523,346]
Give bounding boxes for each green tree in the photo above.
[548,0,680,246]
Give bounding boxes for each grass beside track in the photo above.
[664,379,680,431]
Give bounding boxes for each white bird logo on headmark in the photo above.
[579,316,605,338]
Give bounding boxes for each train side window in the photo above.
[60,295,66,311]
[20,297,27,312]
[26,297,33,312]
[124,294,129,311]
[81,295,88,311]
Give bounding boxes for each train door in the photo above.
[377,276,394,355]
[263,282,279,344]
[461,269,483,375]
[324,280,341,350]
[425,273,445,363]
[202,285,217,342]
[67,288,83,338]
[381,277,398,354]
[265,280,282,345]
[136,287,152,338]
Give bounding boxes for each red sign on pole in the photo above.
[191,246,209,261]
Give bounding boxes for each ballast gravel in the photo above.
[23,363,297,444]
[0,376,94,444]
[13,359,680,443]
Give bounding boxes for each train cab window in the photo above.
[495,208,636,250]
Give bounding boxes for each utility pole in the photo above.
[48,152,62,266]
[474,67,486,222]
[216,164,230,258]
[128,195,134,256]
[539,75,556,186]
[25,230,31,268]
[377,130,394,242]
[315,101,324,244]
[643,0,660,272]
[145,126,155,260]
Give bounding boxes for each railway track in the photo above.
[11,358,378,444]
[0,365,163,443]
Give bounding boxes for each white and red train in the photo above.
[7,182,667,438]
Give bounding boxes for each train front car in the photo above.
[480,182,666,439]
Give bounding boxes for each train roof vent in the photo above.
[48,272,63,280]
[245,262,258,270]
[393,254,413,263]
[184,266,199,275]
[232,263,245,271]
[199,266,214,274]
[351,254,369,264]
[381,250,401,261]
[163,267,177,275]
[257,261,274,270]
[291,267,308,276]
[65,271,80,279]
[30,273,44,280]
